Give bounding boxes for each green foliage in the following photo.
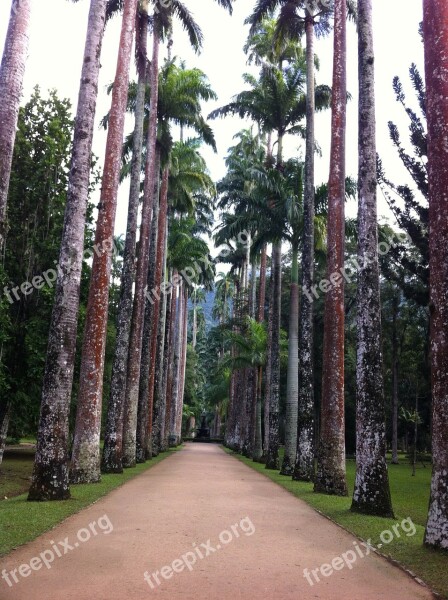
[1,88,100,440]
[2,88,73,438]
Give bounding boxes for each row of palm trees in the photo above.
[0,0,233,499]
[0,0,447,550]
[208,0,447,550]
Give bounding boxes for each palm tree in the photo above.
[351,0,393,517]
[100,58,217,466]
[0,0,31,248]
[211,53,330,469]
[122,0,232,468]
[132,69,217,463]
[167,218,214,444]
[314,0,348,496]
[28,0,110,500]
[102,1,149,474]
[69,0,139,484]
[219,317,268,458]
[422,0,448,550]
[247,0,355,483]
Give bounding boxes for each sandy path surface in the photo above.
[0,443,434,600]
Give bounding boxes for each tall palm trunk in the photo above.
[280,246,299,475]
[265,242,281,470]
[258,244,267,322]
[160,262,172,451]
[69,0,138,485]
[192,290,198,348]
[293,13,316,482]
[164,274,177,448]
[28,0,109,500]
[177,284,189,439]
[135,147,160,462]
[315,0,348,496]
[152,280,167,454]
[265,132,284,470]
[263,271,273,459]
[170,281,184,445]
[0,0,31,247]
[423,0,448,549]
[351,0,393,517]
[391,292,399,465]
[122,19,161,468]
[0,401,11,467]
[102,3,148,474]
[145,166,169,453]
[253,244,267,462]
[152,207,169,454]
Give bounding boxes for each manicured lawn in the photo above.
[0,449,178,557]
[224,448,448,599]
[0,451,35,500]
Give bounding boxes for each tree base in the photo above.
[280,455,295,476]
[70,469,101,485]
[28,462,71,501]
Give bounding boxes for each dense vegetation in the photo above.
[0,0,447,589]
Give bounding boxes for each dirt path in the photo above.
[0,444,434,599]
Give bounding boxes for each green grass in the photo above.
[0,449,178,557]
[224,448,448,598]
[0,453,35,499]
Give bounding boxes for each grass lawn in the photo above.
[0,450,35,500]
[0,448,178,557]
[224,448,448,599]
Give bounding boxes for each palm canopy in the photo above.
[208,56,331,141]
[106,0,235,50]
[168,216,215,291]
[101,59,217,170]
[246,0,357,42]
[168,138,216,229]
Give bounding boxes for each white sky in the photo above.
[0,0,425,237]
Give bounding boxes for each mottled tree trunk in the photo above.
[423,0,448,549]
[160,261,172,451]
[315,0,348,496]
[351,0,394,517]
[152,219,169,454]
[253,366,263,462]
[135,149,161,462]
[258,245,267,322]
[0,400,11,467]
[69,0,137,485]
[177,285,189,440]
[28,0,108,500]
[265,240,281,470]
[122,21,161,468]
[263,271,273,460]
[170,282,183,445]
[0,0,31,246]
[281,247,299,475]
[145,167,169,453]
[391,293,399,465]
[294,14,316,483]
[225,277,242,450]
[102,5,148,474]
[165,272,178,447]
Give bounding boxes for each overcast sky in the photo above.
[0,0,424,237]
